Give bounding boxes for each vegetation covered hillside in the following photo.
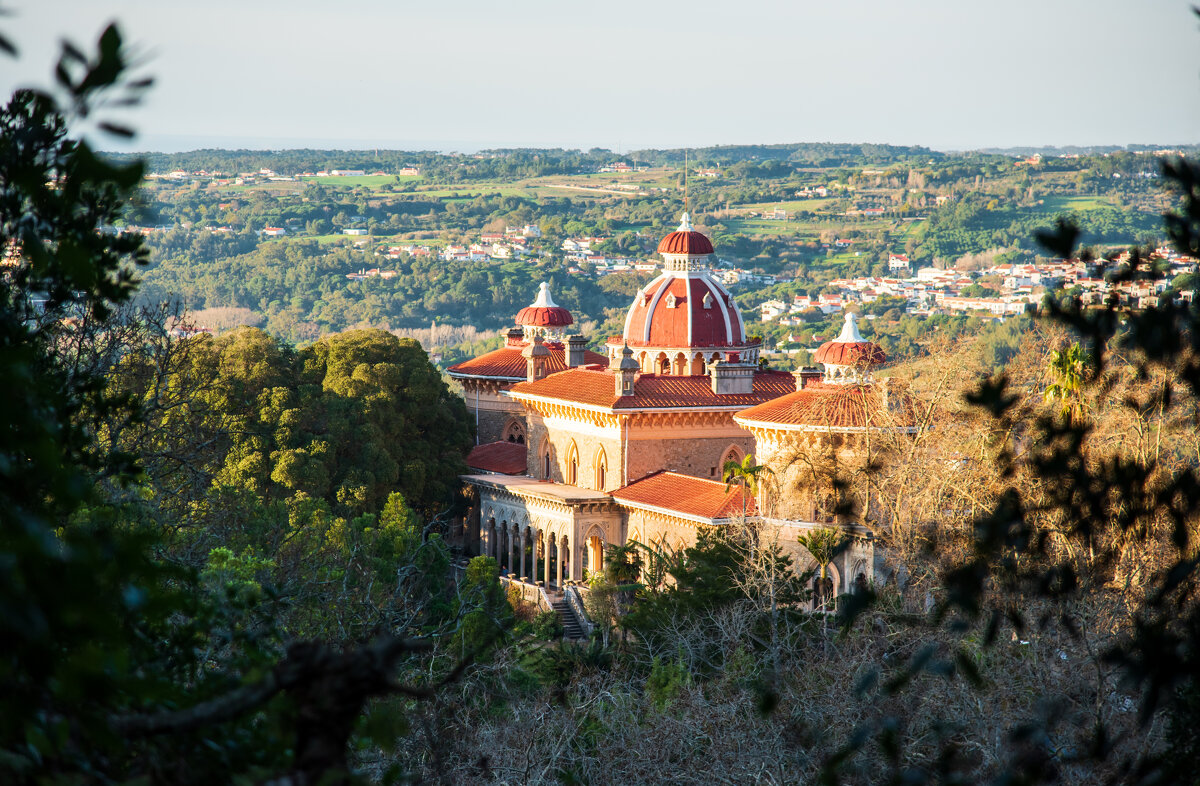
[5,18,1200,786]
[117,126,1185,360]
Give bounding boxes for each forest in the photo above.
[5,20,1200,786]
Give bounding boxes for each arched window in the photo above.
[503,418,526,445]
[658,354,669,374]
[540,438,551,479]
[720,445,744,471]
[595,448,608,491]
[566,441,579,485]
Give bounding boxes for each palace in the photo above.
[450,214,913,593]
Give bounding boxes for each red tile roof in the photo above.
[612,470,757,521]
[735,382,917,432]
[448,345,608,380]
[465,441,528,475]
[507,369,795,410]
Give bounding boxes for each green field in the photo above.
[735,198,839,213]
[301,174,420,187]
[1040,195,1111,212]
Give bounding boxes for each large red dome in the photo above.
[622,273,745,348]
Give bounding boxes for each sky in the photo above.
[3,0,1200,153]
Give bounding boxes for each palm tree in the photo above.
[1044,342,1092,426]
[797,526,845,611]
[723,453,773,520]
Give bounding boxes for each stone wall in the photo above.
[525,413,624,492]
[462,382,526,445]
[525,410,760,491]
[756,431,873,522]
[771,520,876,596]
[625,430,756,486]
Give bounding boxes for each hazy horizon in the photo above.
[90,134,1200,157]
[4,1,1200,153]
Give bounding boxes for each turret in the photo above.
[612,213,760,373]
[523,334,550,382]
[616,343,639,397]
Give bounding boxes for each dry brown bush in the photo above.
[189,306,264,332]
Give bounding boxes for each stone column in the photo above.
[544,534,552,587]
[518,525,527,580]
[555,536,564,588]
[479,524,488,560]
[533,528,543,584]
[506,526,514,575]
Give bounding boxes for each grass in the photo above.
[301,175,420,188]
[1039,195,1112,212]
[734,198,838,213]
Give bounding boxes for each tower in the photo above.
[611,213,761,378]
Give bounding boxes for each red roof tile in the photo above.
[507,369,795,410]
[735,382,917,431]
[612,470,756,521]
[448,345,608,380]
[466,441,528,474]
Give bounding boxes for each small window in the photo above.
[703,291,712,309]
[666,293,677,308]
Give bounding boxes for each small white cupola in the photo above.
[515,280,574,342]
[812,312,886,385]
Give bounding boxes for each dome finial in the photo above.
[532,281,557,308]
[678,212,692,232]
[835,311,865,343]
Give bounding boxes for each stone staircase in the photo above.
[552,597,586,640]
